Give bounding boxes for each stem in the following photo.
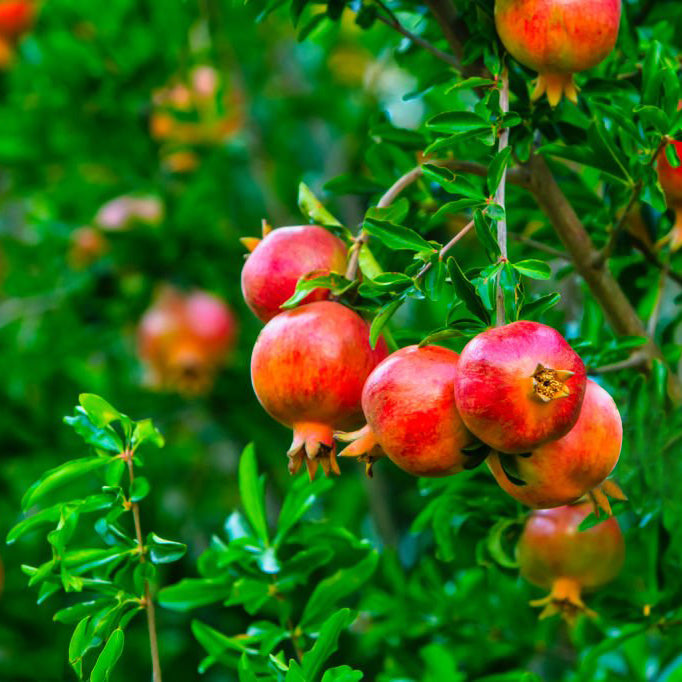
[375,12,460,68]
[508,232,569,260]
[127,458,163,682]
[423,0,465,61]
[494,69,510,327]
[416,216,476,278]
[592,351,648,374]
[647,262,668,337]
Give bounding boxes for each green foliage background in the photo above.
[1,0,682,680]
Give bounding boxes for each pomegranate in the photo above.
[250,301,388,478]
[657,140,682,251]
[454,321,586,454]
[487,379,622,509]
[241,223,348,323]
[517,501,625,621]
[0,0,34,40]
[95,195,164,231]
[138,286,237,395]
[338,345,479,477]
[495,0,621,106]
[68,227,108,269]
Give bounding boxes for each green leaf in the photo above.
[64,412,123,453]
[424,257,447,302]
[321,666,364,682]
[192,620,258,659]
[486,147,512,196]
[78,395,125,428]
[131,419,164,450]
[238,444,269,545]
[520,292,561,319]
[55,600,113,624]
[281,273,354,309]
[69,616,96,679]
[513,259,552,280]
[426,111,491,134]
[7,503,62,544]
[369,298,403,348]
[147,532,187,564]
[238,653,259,682]
[297,12,326,41]
[446,258,490,324]
[90,628,124,682]
[158,577,233,611]
[302,608,353,680]
[473,210,499,261]
[357,242,384,279]
[363,217,435,253]
[22,457,110,511]
[665,143,681,168]
[285,660,308,682]
[446,76,496,92]
[300,551,378,628]
[366,197,410,225]
[129,476,150,502]
[486,518,521,569]
[275,476,334,546]
[634,105,670,134]
[298,182,342,226]
[430,199,485,224]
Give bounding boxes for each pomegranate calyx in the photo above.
[240,236,261,253]
[336,425,385,478]
[530,577,596,624]
[532,364,574,402]
[588,479,627,517]
[531,72,579,107]
[261,218,273,237]
[288,422,340,480]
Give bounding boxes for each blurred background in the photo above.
[1,1,682,681]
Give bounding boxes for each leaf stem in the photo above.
[127,457,162,682]
[494,69,510,327]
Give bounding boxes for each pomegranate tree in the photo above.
[339,345,477,477]
[657,140,682,251]
[495,0,621,106]
[487,379,622,509]
[250,301,387,478]
[517,502,625,621]
[138,286,237,394]
[241,223,348,322]
[454,321,587,454]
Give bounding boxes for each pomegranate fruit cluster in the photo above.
[0,0,34,69]
[243,225,624,516]
[138,285,237,395]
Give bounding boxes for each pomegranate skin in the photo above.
[340,345,475,477]
[657,140,682,251]
[454,321,586,454]
[495,0,621,106]
[516,501,624,620]
[250,301,388,478]
[138,286,237,394]
[488,379,622,508]
[241,225,348,323]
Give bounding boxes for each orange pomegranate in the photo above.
[657,140,682,251]
[339,345,477,477]
[251,301,387,478]
[517,501,625,621]
[487,379,622,509]
[495,0,621,106]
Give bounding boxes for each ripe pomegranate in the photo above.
[517,501,625,621]
[454,321,586,454]
[241,223,348,323]
[95,195,164,231]
[250,301,387,478]
[0,0,34,40]
[138,286,237,395]
[487,379,622,509]
[338,345,479,477]
[495,0,621,106]
[657,140,682,251]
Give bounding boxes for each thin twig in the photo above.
[375,12,460,68]
[416,216,476,278]
[592,351,649,374]
[494,69,510,327]
[596,137,668,266]
[508,233,570,260]
[631,235,682,287]
[647,262,668,337]
[127,457,163,682]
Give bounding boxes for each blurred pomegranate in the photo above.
[0,0,36,68]
[137,286,237,395]
[94,195,164,231]
[68,227,109,269]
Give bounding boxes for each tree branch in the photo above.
[423,0,465,61]
[525,154,682,401]
[494,69,510,326]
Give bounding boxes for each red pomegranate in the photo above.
[517,501,625,621]
[138,286,237,394]
[495,0,621,106]
[454,321,586,454]
[0,0,34,40]
[657,140,682,251]
[251,301,388,478]
[338,345,478,477]
[241,223,348,323]
[487,379,622,509]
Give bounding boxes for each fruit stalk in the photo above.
[127,456,163,682]
[495,68,510,327]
